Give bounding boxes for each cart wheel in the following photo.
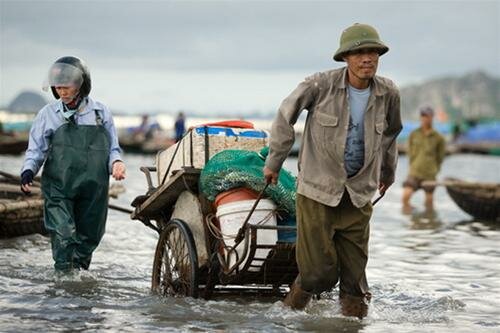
[152,218,199,298]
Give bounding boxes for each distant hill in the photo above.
[400,71,500,122]
[7,91,47,114]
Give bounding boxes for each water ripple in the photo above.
[1,154,500,332]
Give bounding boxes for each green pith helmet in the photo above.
[333,23,389,62]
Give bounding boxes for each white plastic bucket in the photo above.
[216,199,277,272]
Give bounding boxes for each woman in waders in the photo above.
[20,56,125,272]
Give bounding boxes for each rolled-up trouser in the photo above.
[296,191,372,297]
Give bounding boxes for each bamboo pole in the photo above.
[1,169,131,215]
[108,203,133,214]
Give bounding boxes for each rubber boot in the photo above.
[339,293,371,319]
[283,281,313,310]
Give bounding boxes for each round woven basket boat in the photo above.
[0,180,46,238]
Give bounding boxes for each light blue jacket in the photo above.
[21,97,122,175]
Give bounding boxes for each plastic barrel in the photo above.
[216,199,277,272]
[214,187,259,208]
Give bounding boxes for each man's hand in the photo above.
[112,161,126,180]
[263,166,279,185]
[378,182,390,195]
[20,170,34,195]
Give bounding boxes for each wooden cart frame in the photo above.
[131,166,298,299]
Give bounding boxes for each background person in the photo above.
[20,56,125,272]
[135,114,161,140]
[174,112,186,142]
[402,105,446,213]
[264,23,402,318]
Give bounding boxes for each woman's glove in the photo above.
[20,170,34,194]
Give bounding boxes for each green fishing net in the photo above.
[199,146,296,216]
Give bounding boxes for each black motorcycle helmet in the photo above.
[49,56,91,99]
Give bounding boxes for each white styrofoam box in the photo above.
[156,126,268,185]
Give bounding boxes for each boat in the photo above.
[0,176,45,238]
[455,122,500,156]
[0,134,29,155]
[444,177,500,221]
[0,171,126,238]
[119,132,174,154]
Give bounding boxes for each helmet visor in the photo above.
[42,63,83,91]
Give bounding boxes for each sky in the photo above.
[1,0,499,114]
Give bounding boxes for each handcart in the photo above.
[130,124,298,299]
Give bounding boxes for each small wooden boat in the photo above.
[118,129,174,155]
[0,176,45,238]
[443,178,500,221]
[456,142,500,156]
[0,134,29,155]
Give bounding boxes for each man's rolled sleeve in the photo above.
[266,76,319,172]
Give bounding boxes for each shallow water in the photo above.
[1,153,499,332]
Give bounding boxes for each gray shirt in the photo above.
[345,84,370,177]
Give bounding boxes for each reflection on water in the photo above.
[1,154,500,332]
[451,219,500,233]
[409,208,443,230]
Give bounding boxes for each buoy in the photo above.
[214,187,259,208]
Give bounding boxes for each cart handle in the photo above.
[140,166,157,193]
[372,191,385,206]
[233,183,269,245]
